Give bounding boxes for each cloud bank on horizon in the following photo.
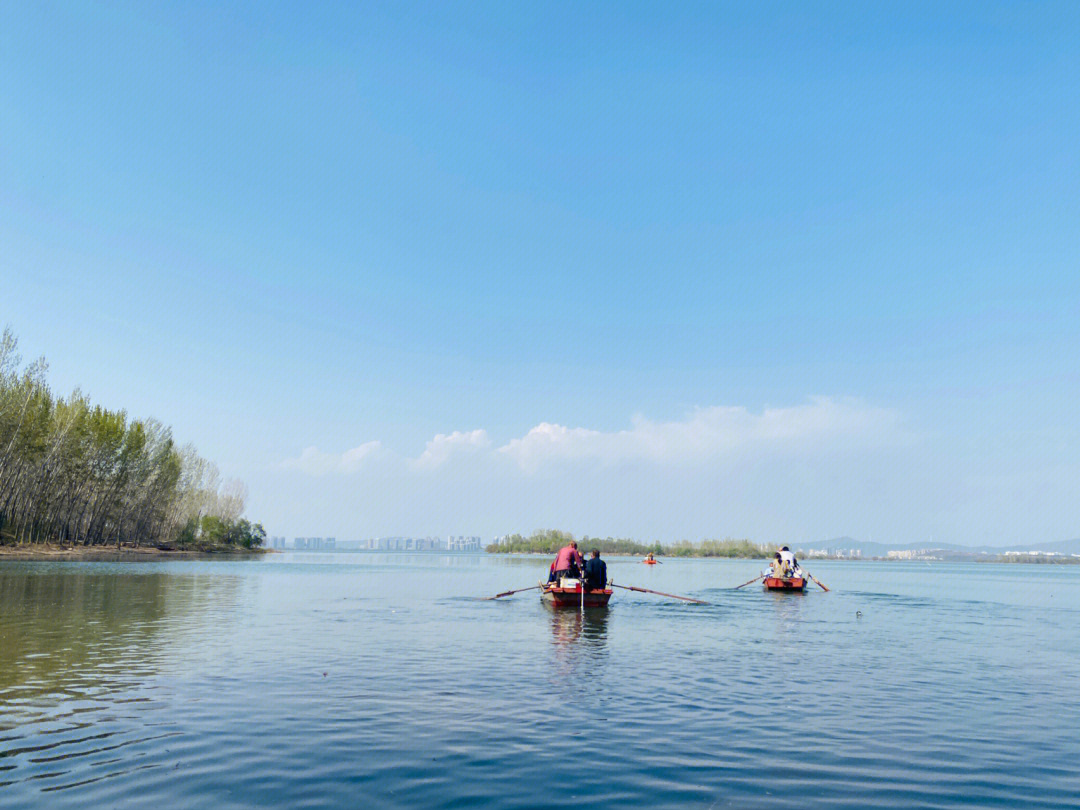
[261,396,1077,548]
[263,397,944,544]
[280,397,902,476]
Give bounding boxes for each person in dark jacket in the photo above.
[583,549,607,591]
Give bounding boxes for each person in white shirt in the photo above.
[778,546,800,578]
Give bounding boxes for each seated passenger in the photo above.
[778,545,797,577]
[583,549,607,591]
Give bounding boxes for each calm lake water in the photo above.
[1,553,1078,809]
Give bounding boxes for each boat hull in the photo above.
[764,576,806,591]
[643,559,658,565]
[541,584,613,608]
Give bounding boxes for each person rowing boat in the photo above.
[542,548,612,607]
[549,540,585,582]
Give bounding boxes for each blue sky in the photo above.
[2,2,1078,544]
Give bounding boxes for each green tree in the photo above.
[0,327,264,552]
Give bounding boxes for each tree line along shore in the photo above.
[0,328,265,554]
[486,530,771,558]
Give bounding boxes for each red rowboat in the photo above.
[764,576,806,591]
[540,579,613,607]
[643,559,658,565]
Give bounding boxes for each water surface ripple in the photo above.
[1,555,1077,808]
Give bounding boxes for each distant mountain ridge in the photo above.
[811,537,1080,556]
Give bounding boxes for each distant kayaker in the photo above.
[551,541,585,581]
[583,549,607,591]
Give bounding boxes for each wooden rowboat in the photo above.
[764,576,806,591]
[540,579,613,608]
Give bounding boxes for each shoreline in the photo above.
[0,544,274,562]
[483,550,1080,564]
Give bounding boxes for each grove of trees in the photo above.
[487,529,771,558]
[0,328,263,550]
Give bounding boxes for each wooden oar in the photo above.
[483,584,541,600]
[612,583,708,604]
[734,574,765,589]
[806,573,830,592]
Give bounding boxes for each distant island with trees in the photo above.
[487,529,770,558]
[0,328,265,557]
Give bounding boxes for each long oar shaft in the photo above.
[807,574,830,592]
[734,575,764,589]
[484,584,541,600]
[612,583,708,604]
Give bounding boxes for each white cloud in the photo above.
[258,398,942,542]
[255,398,1079,546]
[412,429,491,470]
[279,441,382,476]
[339,441,383,472]
[497,397,900,472]
[278,398,899,479]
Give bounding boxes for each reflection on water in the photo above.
[545,605,609,678]
[764,586,805,616]
[0,568,245,703]
[1,571,168,709]
[0,556,1078,809]
[0,565,243,797]
[546,606,609,647]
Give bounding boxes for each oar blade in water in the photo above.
[612,583,709,604]
[482,584,541,600]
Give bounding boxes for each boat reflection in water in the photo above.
[546,603,610,675]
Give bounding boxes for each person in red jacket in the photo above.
[551,541,585,581]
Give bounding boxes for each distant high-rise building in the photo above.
[294,537,332,550]
[446,535,482,551]
[359,535,480,551]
